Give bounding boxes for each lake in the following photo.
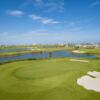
[0,50,96,63]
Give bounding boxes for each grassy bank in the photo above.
[78,48,100,55]
[0,50,39,57]
[0,47,73,57]
[0,58,100,100]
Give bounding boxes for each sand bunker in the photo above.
[70,59,89,62]
[77,71,100,92]
[72,50,85,54]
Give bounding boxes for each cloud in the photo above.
[44,0,64,12]
[29,14,41,20]
[89,1,99,8]
[29,14,60,24]
[7,10,24,17]
[41,19,60,24]
[34,0,43,6]
[23,0,64,13]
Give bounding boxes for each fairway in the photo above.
[0,58,100,100]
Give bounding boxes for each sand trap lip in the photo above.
[72,50,85,54]
[77,71,100,92]
[70,59,89,62]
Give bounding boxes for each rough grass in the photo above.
[0,58,100,100]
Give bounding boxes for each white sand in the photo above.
[77,71,100,92]
[70,59,89,62]
[72,50,85,54]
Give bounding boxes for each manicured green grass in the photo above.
[0,58,100,100]
[79,48,100,55]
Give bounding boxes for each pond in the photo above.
[0,50,96,63]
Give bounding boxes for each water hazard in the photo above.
[0,50,96,63]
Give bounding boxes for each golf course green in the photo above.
[0,58,100,100]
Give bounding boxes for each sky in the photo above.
[0,0,100,45]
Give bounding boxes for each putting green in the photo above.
[0,58,100,100]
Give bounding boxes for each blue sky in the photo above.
[0,0,100,44]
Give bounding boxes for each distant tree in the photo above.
[74,46,79,50]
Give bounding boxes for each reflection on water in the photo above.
[0,50,96,63]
